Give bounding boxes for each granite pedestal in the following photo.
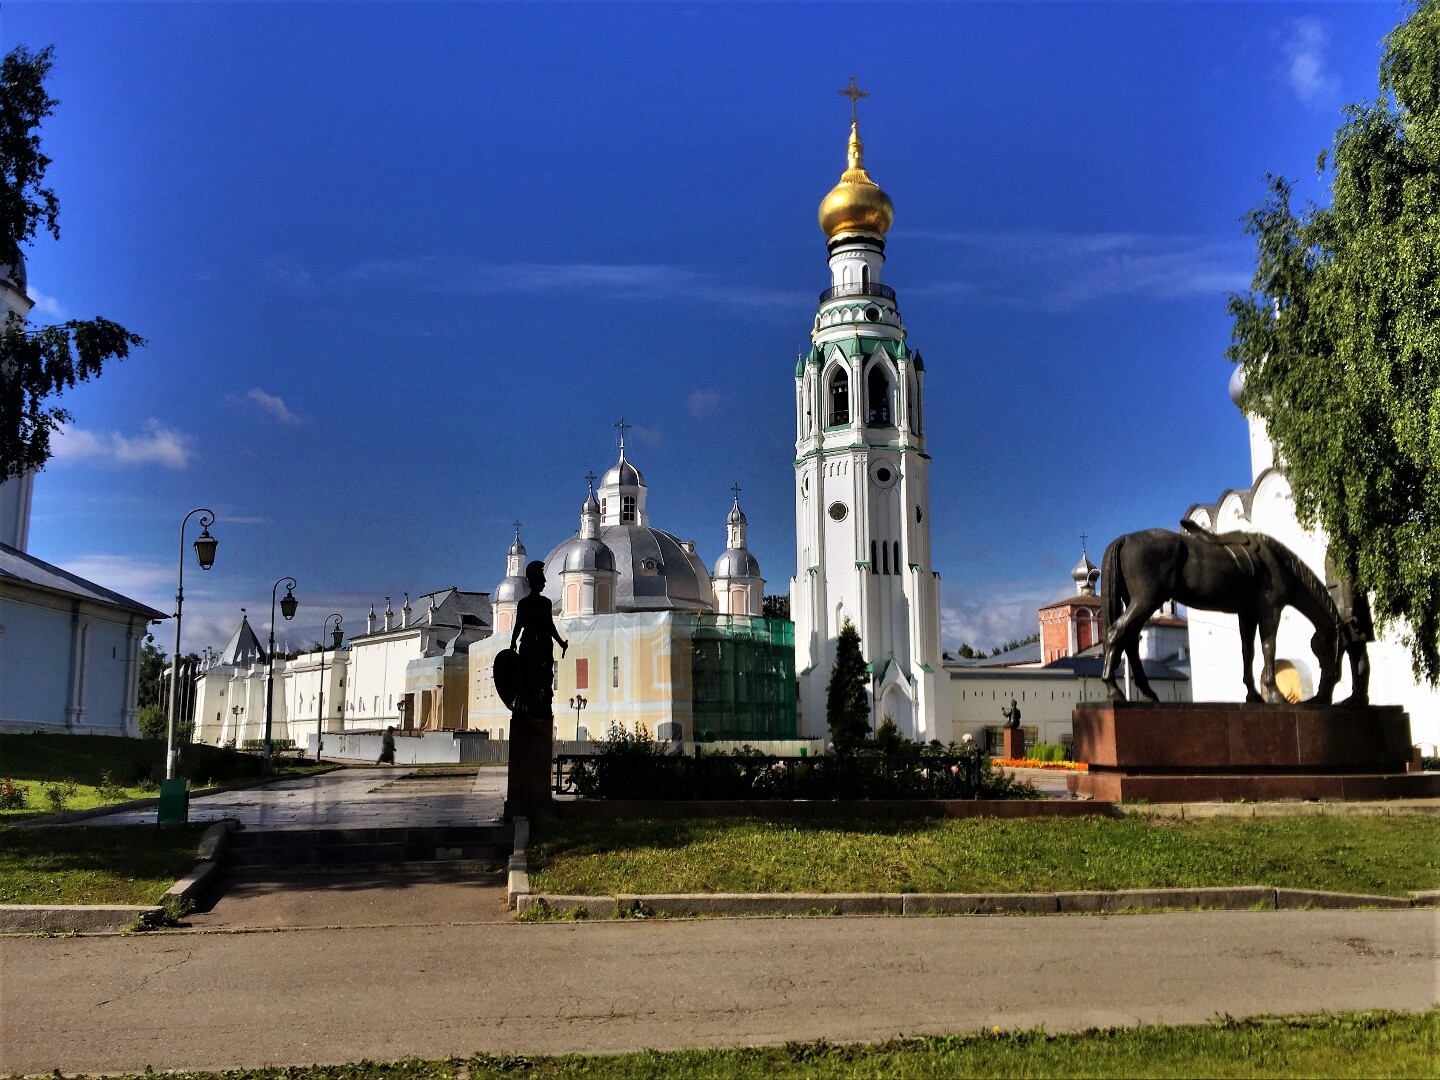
[504,714,554,819]
[1002,728,1026,760]
[1069,702,1440,802]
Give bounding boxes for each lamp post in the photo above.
[263,577,299,765]
[569,694,587,741]
[166,508,217,780]
[315,614,343,761]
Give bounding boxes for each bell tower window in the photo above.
[621,495,637,523]
[867,364,892,425]
[828,368,850,426]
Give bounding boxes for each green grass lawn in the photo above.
[0,824,205,905]
[98,1011,1439,1079]
[528,815,1440,897]
[0,732,326,820]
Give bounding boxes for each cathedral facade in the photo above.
[790,100,950,743]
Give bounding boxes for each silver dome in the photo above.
[554,536,617,573]
[543,524,711,612]
[1228,365,1246,409]
[602,453,645,489]
[713,547,761,580]
[494,575,529,603]
[727,503,747,526]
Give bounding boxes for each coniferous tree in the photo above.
[825,619,871,749]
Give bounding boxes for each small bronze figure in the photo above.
[1000,698,1022,730]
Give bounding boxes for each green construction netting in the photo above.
[689,615,797,741]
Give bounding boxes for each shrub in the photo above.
[95,771,128,801]
[240,739,295,751]
[0,777,27,810]
[1029,742,1068,763]
[137,704,192,744]
[566,736,1041,801]
[40,778,79,813]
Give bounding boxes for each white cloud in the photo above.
[51,419,193,469]
[63,554,175,599]
[628,424,664,449]
[687,389,721,416]
[1282,19,1339,109]
[901,230,1252,310]
[241,387,301,424]
[26,288,63,319]
[334,256,806,308]
[940,579,1058,655]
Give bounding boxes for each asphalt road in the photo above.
[3,909,1436,1074]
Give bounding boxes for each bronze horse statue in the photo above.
[1100,523,1356,704]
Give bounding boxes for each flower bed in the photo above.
[991,758,1089,772]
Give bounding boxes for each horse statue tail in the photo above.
[1101,536,1127,640]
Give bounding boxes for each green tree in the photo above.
[825,619,870,749]
[137,641,167,709]
[0,44,144,482]
[1227,0,1440,683]
[762,594,791,621]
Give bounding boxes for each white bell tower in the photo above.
[790,81,949,743]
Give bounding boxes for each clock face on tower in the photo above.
[828,501,848,522]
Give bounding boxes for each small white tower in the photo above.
[492,521,529,635]
[712,485,765,615]
[0,248,37,552]
[790,80,949,743]
[557,474,618,617]
[598,418,649,527]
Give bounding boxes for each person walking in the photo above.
[378,725,397,765]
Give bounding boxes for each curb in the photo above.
[506,816,529,908]
[0,818,241,934]
[514,884,1440,919]
[13,768,341,827]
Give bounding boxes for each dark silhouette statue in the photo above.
[1000,698,1022,730]
[504,560,568,718]
[1099,523,1364,705]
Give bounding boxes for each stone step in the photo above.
[226,841,509,868]
[227,825,511,849]
[225,859,505,883]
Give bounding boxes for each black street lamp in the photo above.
[167,508,217,780]
[315,614,343,761]
[569,694,587,741]
[263,576,299,765]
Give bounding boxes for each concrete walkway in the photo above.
[83,766,508,829]
[2,909,1435,1074]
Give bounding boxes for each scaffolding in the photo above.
[689,614,797,741]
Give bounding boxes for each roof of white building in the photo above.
[216,615,267,666]
[0,542,166,619]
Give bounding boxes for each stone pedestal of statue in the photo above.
[1002,727,1027,760]
[504,713,554,820]
[1067,702,1439,802]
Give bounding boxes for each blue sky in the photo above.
[7,1,1406,655]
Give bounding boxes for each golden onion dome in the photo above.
[818,120,894,241]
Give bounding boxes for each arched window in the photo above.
[881,541,890,575]
[621,495,636,522]
[894,541,901,572]
[861,263,870,289]
[867,363,892,425]
[828,368,850,426]
[870,540,877,573]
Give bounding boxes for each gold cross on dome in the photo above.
[840,76,869,121]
